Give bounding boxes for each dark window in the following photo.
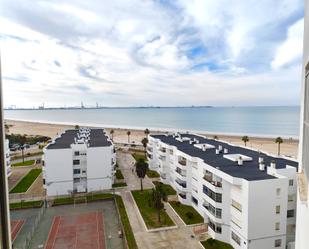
[73,169,80,174]
[203,185,222,203]
[73,159,80,165]
[191,196,198,205]
[231,231,241,245]
[275,239,282,247]
[74,151,80,156]
[43,179,46,185]
[287,210,295,218]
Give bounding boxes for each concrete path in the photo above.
[117,151,203,249]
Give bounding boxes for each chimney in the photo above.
[270,161,276,169]
[218,145,223,151]
[189,140,193,144]
[237,156,243,166]
[202,145,206,151]
[259,162,265,171]
[258,156,264,163]
[224,148,228,154]
[215,149,219,154]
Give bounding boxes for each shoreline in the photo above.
[4,118,299,140]
[5,119,299,159]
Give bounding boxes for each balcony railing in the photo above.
[203,175,222,188]
[178,159,187,166]
[175,168,186,177]
[176,180,186,188]
[179,193,186,199]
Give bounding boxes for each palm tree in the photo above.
[141,137,148,155]
[127,130,131,144]
[20,135,27,163]
[144,128,150,137]
[110,129,114,141]
[275,137,283,155]
[135,159,148,191]
[213,135,218,140]
[242,136,249,146]
[151,183,167,223]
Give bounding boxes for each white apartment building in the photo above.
[43,128,116,196]
[5,139,11,177]
[295,1,309,248]
[148,133,298,249]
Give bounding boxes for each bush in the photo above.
[116,169,124,179]
[185,211,194,219]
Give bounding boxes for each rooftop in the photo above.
[150,133,298,181]
[46,128,112,149]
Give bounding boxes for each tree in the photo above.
[135,159,148,191]
[242,136,249,146]
[110,129,114,141]
[275,137,283,155]
[151,183,167,223]
[213,135,218,140]
[141,137,148,155]
[144,128,150,137]
[127,130,131,144]
[75,125,80,129]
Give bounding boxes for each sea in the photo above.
[4,106,300,138]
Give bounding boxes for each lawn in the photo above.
[132,153,146,162]
[113,182,127,188]
[10,200,43,210]
[116,169,124,179]
[131,190,175,229]
[153,181,176,195]
[115,195,138,249]
[53,193,114,206]
[169,201,204,225]
[10,168,42,193]
[11,159,35,167]
[201,239,234,249]
[146,170,160,178]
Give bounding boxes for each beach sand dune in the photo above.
[5,120,298,159]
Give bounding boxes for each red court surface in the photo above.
[45,211,105,249]
[11,219,25,241]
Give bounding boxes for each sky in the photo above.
[0,0,305,108]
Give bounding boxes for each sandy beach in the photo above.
[5,120,299,159]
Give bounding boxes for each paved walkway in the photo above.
[117,151,203,249]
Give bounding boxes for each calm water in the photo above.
[4,106,300,137]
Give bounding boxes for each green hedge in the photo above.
[10,168,42,193]
[146,170,160,178]
[132,153,146,162]
[112,182,127,188]
[116,169,124,179]
[201,239,234,249]
[10,200,43,210]
[53,193,113,206]
[115,195,138,249]
[12,160,35,167]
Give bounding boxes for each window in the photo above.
[82,170,86,174]
[275,222,280,231]
[203,185,222,203]
[43,179,46,185]
[276,188,281,196]
[231,231,241,245]
[288,195,294,202]
[73,169,80,174]
[232,200,242,212]
[73,159,80,165]
[275,239,282,247]
[74,151,80,156]
[74,178,80,183]
[289,179,294,186]
[287,210,295,218]
[191,196,198,205]
[276,205,280,214]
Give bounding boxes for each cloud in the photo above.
[0,0,304,107]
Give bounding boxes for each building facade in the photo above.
[5,139,11,177]
[148,133,298,249]
[43,128,116,196]
[295,1,309,248]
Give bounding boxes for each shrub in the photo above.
[185,211,194,219]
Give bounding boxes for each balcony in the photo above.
[178,193,187,199]
[159,155,166,161]
[203,174,222,188]
[175,179,187,188]
[203,202,222,219]
[203,185,222,203]
[175,167,186,178]
[178,158,187,166]
[159,147,166,153]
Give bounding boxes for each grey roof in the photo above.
[47,129,112,149]
[150,134,298,181]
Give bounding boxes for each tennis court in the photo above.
[11,219,25,241]
[44,211,105,249]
